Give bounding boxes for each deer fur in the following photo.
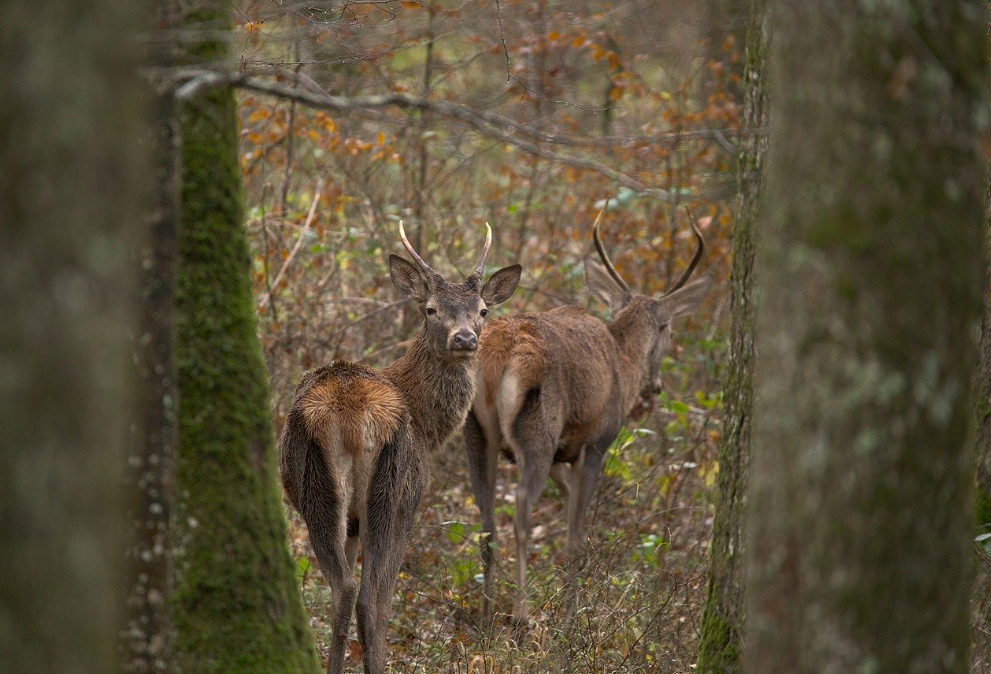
[279,223,521,674]
[465,212,713,624]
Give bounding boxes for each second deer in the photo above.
[279,223,521,674]
[465,211,712,624]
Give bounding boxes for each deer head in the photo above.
[389,222,522,361]
[584,210,713,405]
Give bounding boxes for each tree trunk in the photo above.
[973,195,991,672]
[746,3,988,673]
[975,225,991,526]
[0,1,145,672]
[122,4,180,672]
[695,1,767,672]
[170,5,321,673]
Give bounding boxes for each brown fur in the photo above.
[278,244,521,674]
[300,374,404,459]
[466,263,712,625]
[478,317,545,405]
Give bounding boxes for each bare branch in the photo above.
[172,68,737,195]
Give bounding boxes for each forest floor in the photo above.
[280,338,725,674]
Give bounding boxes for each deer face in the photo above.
[584,210,712,411]
[389,223,522,362]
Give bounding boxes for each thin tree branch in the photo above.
[257,186,322,311]
[173,69,736,150]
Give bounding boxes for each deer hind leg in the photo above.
[356,426,427,674]
[503,387,556,627]
[565,438,609,569]
[301,449,356,674]
[465,408,501,625]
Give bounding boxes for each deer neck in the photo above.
[608,303,656,412]
[384,331,477,449]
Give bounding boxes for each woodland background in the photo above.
[4,1,991,674]
[240,2,738,670]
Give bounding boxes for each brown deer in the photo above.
[278,223,521,674]
[465,211,712,624]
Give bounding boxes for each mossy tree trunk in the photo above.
[0,0,145,671]
[171,4,321,673]
[746,2,988,673]
[695,1,766,672]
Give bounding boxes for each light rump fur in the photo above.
[279,223,521,674]
[466,213,713,625]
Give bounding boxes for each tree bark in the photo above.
[975,230,991,526]
[695,1,767,672]
[170,4,321,673]
[973,189,991,672]
[746,2,988,673]
[0,1,145,672]
[122,4,180,672]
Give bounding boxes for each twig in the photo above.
[494,0,511,82]
[257,186,322,311]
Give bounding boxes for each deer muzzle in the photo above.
[449,329,478,354]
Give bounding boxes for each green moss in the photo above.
[170,6,320,674]
[696,603,740,674]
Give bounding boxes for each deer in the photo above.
[278,222,521,674]
[464,210,712,625]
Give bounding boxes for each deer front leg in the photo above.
[564,440,608,568]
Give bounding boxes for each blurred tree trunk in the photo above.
[171,4,321,673]
[0,0,145,672]
[122,4,180,672]
[746,2,988,673]
[695,1,766,672]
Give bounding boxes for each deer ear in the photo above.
[654,272,713,322]
[481,264,522,306]
[389,254,429,302]
[585,256,630,313]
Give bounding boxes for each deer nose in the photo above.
[451,330,478,351]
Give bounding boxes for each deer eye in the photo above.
[425,306,437,316]
[480,308,488,318]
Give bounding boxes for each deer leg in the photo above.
[465,409,500,625]
[550,462,572,500]
[356,428,426,674]
[511,445,554,626]
[565,440,608,568]
[304,481,355,674]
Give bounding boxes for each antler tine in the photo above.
[398,220,436,278]
[591,207,631,294]
[474,222,492,278]
[663,207,705,296]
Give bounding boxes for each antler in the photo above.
[592,207,631,294]
[662,208,705,296]
[474,222,492,278]
[399,220,440,280]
